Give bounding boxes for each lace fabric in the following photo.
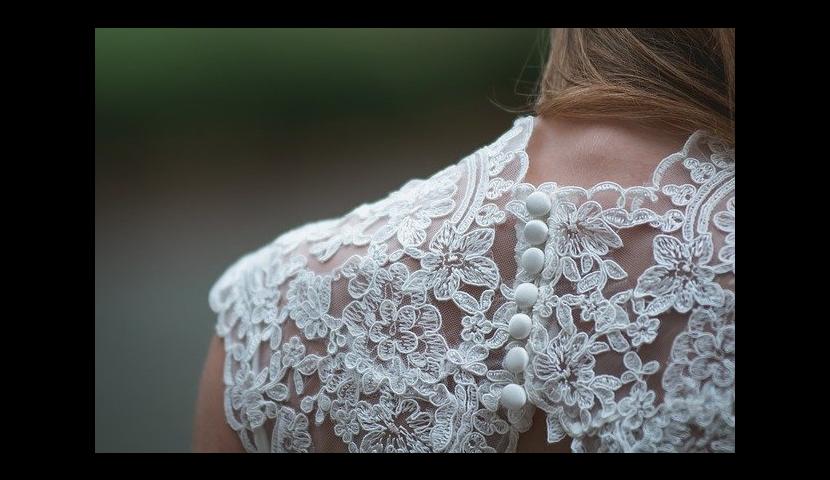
[208,116,735,453]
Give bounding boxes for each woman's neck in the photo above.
[523,115,690,188]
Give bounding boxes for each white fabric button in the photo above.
[525,191,551,217]
[508,313,532,339]
[501,383,527,410]
[523,220,548,245]
[514,283,538,308]
[504,347,529,373]
[521,247,545,275]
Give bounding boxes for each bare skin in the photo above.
[524,115,689,189]
[192,116,690,452]
[193,336,244,452]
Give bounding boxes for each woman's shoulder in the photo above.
[208,115,538,320]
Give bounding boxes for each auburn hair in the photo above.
[536,28,735,144]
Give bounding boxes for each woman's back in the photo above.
[200,115,735,452]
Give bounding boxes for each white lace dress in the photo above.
[208,116,735,453]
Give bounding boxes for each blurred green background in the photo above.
[95,28,546,452]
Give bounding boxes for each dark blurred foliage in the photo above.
[95,28,545,451]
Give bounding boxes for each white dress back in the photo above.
[209,116,735,452]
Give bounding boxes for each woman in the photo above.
[193,28,735,453]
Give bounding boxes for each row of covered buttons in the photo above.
[501,191,552,410]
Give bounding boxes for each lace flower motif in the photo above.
[333,407,359,443]
[246,269,282,326]
[460,312,494,344]
[663,317,735,396]
[344,264,448,394]
[272,407,312,453]
[446,342,489,385]
[617,381,658,430]
[656,381,734,452]
[230,363,277,429]
[281,336,306,367]
[531,330,621,410]
[369,302,442,365]
[626,315,660,347]
[287,271,339,340]
[355,389,433,452]
[635,234,724,314]
[340,244,399,310]
[349,303,447,394]
[404,222,500,301]
[547,201,623,257]
[687,325,735,388]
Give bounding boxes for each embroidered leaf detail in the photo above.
[479,289,495,311]
[293,369,304,395]
[300,395,315,413]
[452,291,480,314]
[485,329,510,349]
[603,260,628,280]
[577,271,606,293]
[546,414,567,443]
[606,329,630,352]
[431,404,455,452]
[580,255,594,274]
[563,257,581,282]
[556,303,575,333]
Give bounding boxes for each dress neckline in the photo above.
[513,115,722,193]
